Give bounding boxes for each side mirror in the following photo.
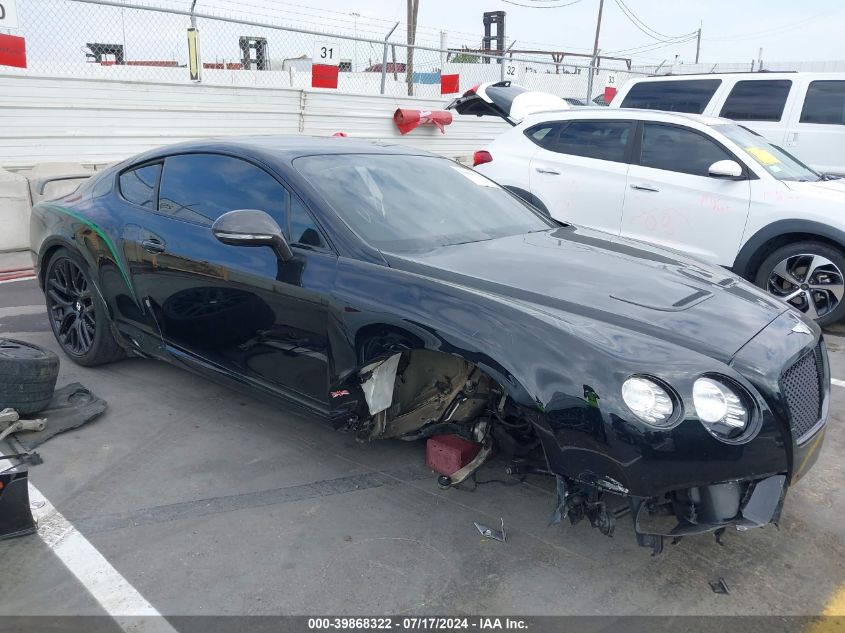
[708,159,744,180]
[212,209,293,261]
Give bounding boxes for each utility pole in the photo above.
[591,0,604,64]
[586,0,604,102]
[695,25,701,64]
[406,0,419,96]
[351,12,360,72]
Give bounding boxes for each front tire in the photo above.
[43,248,124,366]
[754,241,845,327]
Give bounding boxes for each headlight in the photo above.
[621,377,674,426]
[693,377,748,438]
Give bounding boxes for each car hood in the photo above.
[784,178,845,203]
[384,226,787,362]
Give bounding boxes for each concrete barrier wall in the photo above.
[0,169,34,254]
[0,73,510,251]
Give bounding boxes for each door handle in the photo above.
[630,183,660,193]
[535,167,561,175]
[141,238,166,254]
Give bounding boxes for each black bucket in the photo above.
[0,469,37,540]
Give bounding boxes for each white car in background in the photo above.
[609,73,845,176]
[448,82,845,325]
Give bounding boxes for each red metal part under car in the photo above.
[426,434,482,476]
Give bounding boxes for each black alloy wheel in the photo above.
[44,248,123,366]
[47,256,97,356]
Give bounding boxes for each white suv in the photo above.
[450,82,845,325]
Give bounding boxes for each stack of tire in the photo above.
[0,340,60,415]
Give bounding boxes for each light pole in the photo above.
[586,0,604,101]
[351,12,360,72]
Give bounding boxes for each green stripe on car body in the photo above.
[43,203,133,292]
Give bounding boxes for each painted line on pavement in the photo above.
[28,483,178,633]
[832,378,845,388]
[0,275,37,285]
[0,305,45,318]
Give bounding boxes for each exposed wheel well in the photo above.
[350,344,538,453]
[741,233,845,281]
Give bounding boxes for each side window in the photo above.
[289,195,328,249]
[719,80,792,122]
[621,79,721,114]
[800,81,845,124]
[640,123,733,177]
[548,120,632,163]
[158,154,288,227]
[524,123,563,150]
[119,163,161,208]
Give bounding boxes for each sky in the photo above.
[184,0,845,65]
[15,0,845,72]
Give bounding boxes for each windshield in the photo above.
[714,124,820,181]
[294,154,555,252]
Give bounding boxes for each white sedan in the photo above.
[450,82,845,325]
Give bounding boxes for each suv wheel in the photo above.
[755,241,845,327]
[44,248,124,366]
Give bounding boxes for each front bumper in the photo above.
[535,309,828,514]
[634,474,787,539]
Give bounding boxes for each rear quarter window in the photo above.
[621,79,721,114]
[800,81,845,124]
[523,123,564,149]
[719,80,792,122]
[119,163,161,209]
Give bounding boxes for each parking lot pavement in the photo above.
[1,277,845,617]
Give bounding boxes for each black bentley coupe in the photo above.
[30,136,829,553]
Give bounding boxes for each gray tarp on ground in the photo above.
[14,382,107,450]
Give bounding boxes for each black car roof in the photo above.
[126,135,436,168]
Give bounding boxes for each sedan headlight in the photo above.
[621,377,674,426]
[693,377,748,439]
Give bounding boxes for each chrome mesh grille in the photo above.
[781,343,824,441]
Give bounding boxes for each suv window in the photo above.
[119,163,160,208]
[546,120,632,162]
[719,80,792,122]
[640,123,734,177]
[800,81,845,124]
[524,123,563,150]
[621,79,721,114]
[158,154,288,227]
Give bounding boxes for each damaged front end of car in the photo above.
[534,310,830,554]
[328,303,829,555]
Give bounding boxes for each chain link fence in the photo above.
[9,0,649,101]
[633,59,845,76]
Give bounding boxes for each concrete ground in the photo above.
[1,275,845,618]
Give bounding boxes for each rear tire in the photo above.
[43,248,124,367]
[754,241,845,327]
[0,339,59,415]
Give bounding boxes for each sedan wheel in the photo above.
[47,257,97,355]
[43,248,124,366]
[756,242,845,326]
